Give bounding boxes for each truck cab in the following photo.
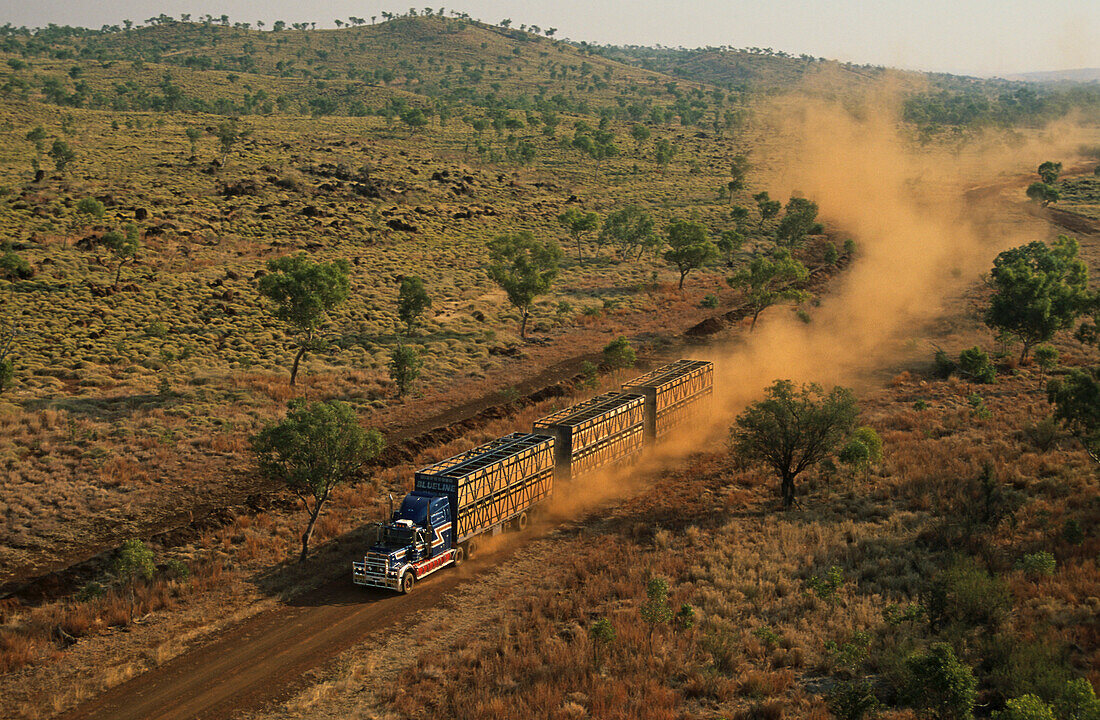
[352,491,458,593]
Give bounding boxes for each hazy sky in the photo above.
[3,0,1098,77]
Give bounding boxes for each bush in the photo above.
[1054,678,1100,720]
[905,642,977,720]
[806,565,845,602]
[1016,551,1056,578]
[926,558,1011,631]
[828,679,880,720]
[934,349,958,378]
[164,558,190,580]
[75,580,105,601]
[580,360,598,390]
[75,196,105,219]
[0,249,33,280]
[701,293,719,308]
[840,426,883,472]
[1061,519,1085,546]
[994,695,1055,720]
[824,242,839,265]
[958,346,996,383]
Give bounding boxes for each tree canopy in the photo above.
[396,276,431,334]
[730,380,858,507]
[727,249,809,330]
[663,219,718,289]
[258,254,351,384]
[600,205,656,258]
[252,399,383,562]
[984,237,1089,362]
[558,207,601,260]
[486,231,563,339]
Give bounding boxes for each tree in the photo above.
[389,344,423,398]
[731,380,858,507]
[640,577,673,648]
[602,337,636,384]
[729,153,750,194]
[904,643,977,720]
[654,137,676,173]
[838,426,883,473]
[589,617,615,669]
[102,224,140,287]
[754,191,781,230]
[727,250,809,330]
[1054,678,1100,720]
[600,205,656,258]
[630,123,651,152]
[48,139,76,172]
[252,400,383,562]
[1037,160,1062,185]
[396,276,431,334]
[717,229,744,267]
[486,232,563,339]
[775,196,822,248]
[663,219,718,289]
[994,696,1055,720]
[184,127,202,156]
[1033,344,1058,389]
[0,310,16,395]
[984,237,1089,363]
[573,128,618,179]
[558,208,600,261]
[1026,182,1060,207]
[112,539,154,622]
[400,107,428,131]
[0,246,32,281]
[213,119,243,163]
[75,197,105,226]
[1048,368,1100,463]
[258,254,351,385]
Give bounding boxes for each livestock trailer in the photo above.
[622,359,714,440]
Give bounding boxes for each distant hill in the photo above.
[1001,68,1100,84]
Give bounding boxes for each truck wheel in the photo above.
[453,546,465,566]
[515,511,529,532]
[465,539,478,560]
[400,572,416,594]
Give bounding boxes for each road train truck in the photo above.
[353,359,713,593]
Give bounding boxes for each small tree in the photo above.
[184,126,202,156]
[1033,344,1058,389]
[984,237,1089,363]
[838,425,883,473]
[573,129,618,180]
[775,196,823,248]
[731,380,858,507]
[1054,678,1100,720]
[1048,368,1100,463]
[630,123,650,152]
[389,344,423,398]
[1037,160,1062,185]
[1026,182,1060,207]
[400,107,428,132]
[754,191,781,230]
[113,538,155,622]
[905,643,978,720]
[486,232,563,339]
[994,695,1054,720]
[600,205,656,258]
[48,139,76,172]
[102,224,140,287]
[75,197,105,225]
[213,119,243,163]
[252,400,384,562]
[663,219,718,290]
[258,254,351,385]
[558,208,601,261]
[602,337,636,384]
[0,246,33,281]
[640,577,673,648]
[727,250,809,330]
[590,617,615,669]
[654,137,676,173]
[396,276,431,334]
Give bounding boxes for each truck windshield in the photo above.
[382,525,416,546]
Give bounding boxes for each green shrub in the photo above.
[958,346,996,383]
[905,642,977,720]
[1054,678,1100,720]
[0,249,33,280]
[828,679,880,720]
[164,558,190,580]
[700,293,719,309]
[840,426,883,471]
[1016,551,1056,578]
[994,695,1055,720]
[1061,519,1085,546]
[926,558,1011,631]
[968,393,992,419]
[915,399,930,411]
[806,565,845,602]
[75,580,105,601]
[824,242,839,265]
[580,360,598,390]
[934,349,958,378]
[76,196,105,220]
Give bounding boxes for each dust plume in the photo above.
[686,90,1099,425]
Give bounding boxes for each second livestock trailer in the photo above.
[622,359,714,440]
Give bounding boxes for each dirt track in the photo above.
[54,550,511,720]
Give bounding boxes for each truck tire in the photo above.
[465,538,478,560]
[515,511,529,532]
[453,546,466,566]
[400,572,416,594]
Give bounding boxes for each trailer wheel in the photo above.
[453,546,465,566]
[465,539,478,560]
[515,511,529,532]
[400,572,416,594]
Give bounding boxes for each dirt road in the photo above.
[55,555,504,720]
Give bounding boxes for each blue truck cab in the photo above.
[352,491,457,593]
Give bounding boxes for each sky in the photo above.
[3,0,1098,77]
